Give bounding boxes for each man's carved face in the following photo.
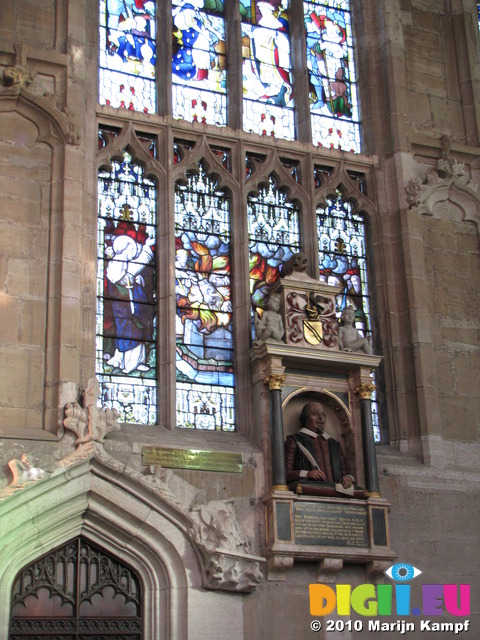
[305,403,326,434]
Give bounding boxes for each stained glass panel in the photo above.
[99,0,156,113]
[175,163,235,430]
[304,0,361,152]
[97,148,157,425]
[316,189,370,334]
[241,0,295,139]
[248,174,301,318]
[172,0,227,126]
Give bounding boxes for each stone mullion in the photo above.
[290,0,311,144]
[156,1,173,117]
[225,0,243,131]
[301,152,318,279]
[231,138,255,437]
[158,126,176,429]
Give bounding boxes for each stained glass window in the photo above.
[172,0,227,126]
[316,189,370,334]
[248,174,301,318]
[97,148,157,425]
[304,0,360,152]
[175,163,235,430]
[99,0,156,113]
[241,0,295,139]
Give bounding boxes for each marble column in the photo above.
[355,383,380,496]
[264,374,287,490]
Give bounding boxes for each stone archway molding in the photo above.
[0,379,265,637]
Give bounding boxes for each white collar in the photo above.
[299,427,329,440]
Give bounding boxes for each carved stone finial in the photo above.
[264,374,286,391]
[63,377,120,446]
[281,252,308,277]
[7,454,46,487]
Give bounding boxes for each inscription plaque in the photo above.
[294,502,368,548]
[142,447,243,473]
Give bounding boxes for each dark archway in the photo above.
[9,537,142,639]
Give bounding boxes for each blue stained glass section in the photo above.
[242,1,295,139]
[97,148,157,425]
[175,163,235,430]
[172,0,227,126]
[304,0,361,152]
[99,0,156,113]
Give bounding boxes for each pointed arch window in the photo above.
[175,162,235,430]
[248,173,301,318]
[97,143,157,425]
[9,537,142,639]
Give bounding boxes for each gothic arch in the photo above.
[0,455,193,640]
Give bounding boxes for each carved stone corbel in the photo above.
[63,377,120,449]
[2,43,35,91]
[316,557,343,583]
[406,136,479,210]
[203,552,264,593]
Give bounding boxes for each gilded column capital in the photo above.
[264,374,286,391]
[354,383,376,400]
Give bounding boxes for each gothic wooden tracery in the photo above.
[9,537,143,640]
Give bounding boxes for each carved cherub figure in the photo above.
[338,306,371,354]
[255,293,284,342]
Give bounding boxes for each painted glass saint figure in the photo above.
[304,0,360,152]
[99,0,156,113]
[97,150,157,425]
[241,0,295,139]
[172,0,227,126]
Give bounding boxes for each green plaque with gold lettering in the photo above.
[142,447,243,473]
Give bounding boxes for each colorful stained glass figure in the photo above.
[99,0,156,113]
[304,0,361,152]
[97,148,157,425]
[172,0,227,126]
[175,163,235,430]
[248,174,301,319]
[241,0,295,139]
[316,189,370,334]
